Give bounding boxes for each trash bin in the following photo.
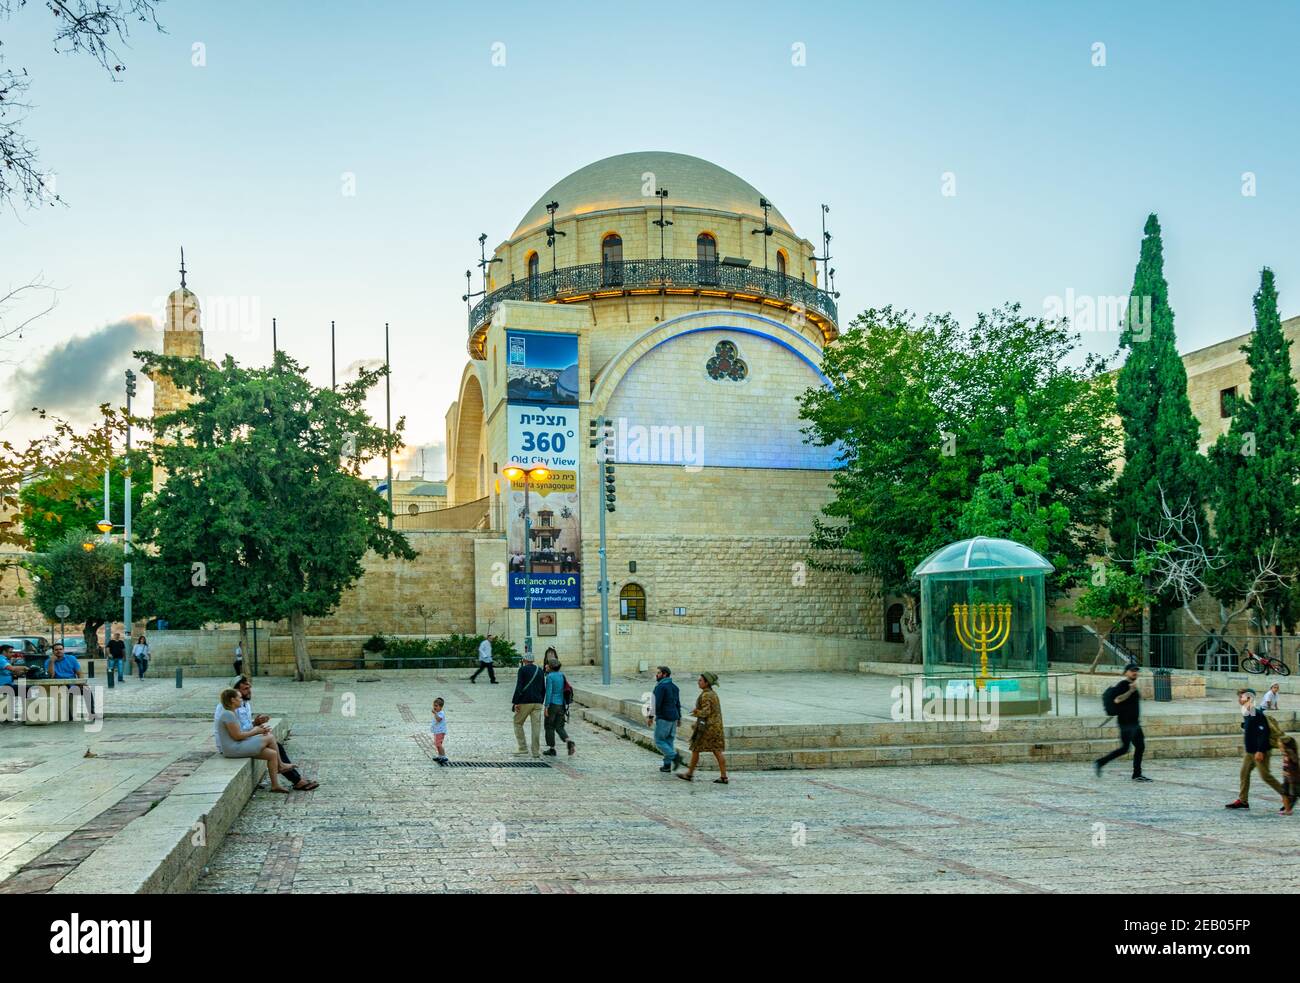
[1153,667,1173,702]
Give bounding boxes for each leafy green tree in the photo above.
[19,453,151,553]
[1069,565,1151,671]
[136,349,416,680]
[801,304,1116,607]
[1111,214,1207,573]
[1208,268,1300,630]
[26,530,143,656]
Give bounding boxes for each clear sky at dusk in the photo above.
[4,0,1298,476]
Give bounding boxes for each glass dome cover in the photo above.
[912,537,1054,579]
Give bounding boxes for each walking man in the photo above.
[469,634,497,684]
[1226,688,1288,810]
[1094,663,1151,781]
[511,651,546,757]
[106,630,126,683]
[646,665,683,772]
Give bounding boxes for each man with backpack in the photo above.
[1226,687,1289,810]
[1094,663,1151,782]
[511,651,547,757]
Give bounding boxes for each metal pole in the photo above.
[598,474,611,685]
[252,619,259,677]
[102,466,110,542]
[523,476,533,660]
[385,322,393,530]
[272,317,278,356]
[331,320,336,391]
[123,371,135,641]
[597,416,612,685]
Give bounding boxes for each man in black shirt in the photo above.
[106,630,126,683]
[1094,664,1151,781]
[1226,688,1287,809]
[511,653,547,758]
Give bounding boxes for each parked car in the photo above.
[55,636,88,658]
[0,637,45,659]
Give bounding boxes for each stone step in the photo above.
[575,707,1256,771]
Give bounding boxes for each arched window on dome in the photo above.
[697,233,718,285]
[601,234,623,286]
[526,252,540,300]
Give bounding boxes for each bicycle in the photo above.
[1240,652,1291,676]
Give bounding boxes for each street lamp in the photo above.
[502,464,549,660]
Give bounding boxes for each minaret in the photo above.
[149,248,205,491]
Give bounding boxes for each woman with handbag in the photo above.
[677,672,729,784]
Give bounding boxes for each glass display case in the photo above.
[912,537,1054,715]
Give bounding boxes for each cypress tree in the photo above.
[1209,268,1300,624]
[1111,214,1206,572]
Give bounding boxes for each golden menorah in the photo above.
[952,602,1012,688]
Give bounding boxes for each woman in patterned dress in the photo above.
[677,672,728,784]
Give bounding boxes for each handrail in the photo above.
[468,258,839,336]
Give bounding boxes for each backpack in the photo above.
[1102,684,1123,717]
[562,678,574,706]
[1266,712,1286,749]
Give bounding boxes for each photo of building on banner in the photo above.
[506,469,581,608]
[504,330,583,609]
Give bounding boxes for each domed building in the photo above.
[444,151,882,670]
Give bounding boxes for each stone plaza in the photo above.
[4,670,1300,894]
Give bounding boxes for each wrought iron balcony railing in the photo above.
[467,258,838,339]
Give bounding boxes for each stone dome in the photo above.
[511,151,795,240]
[165,286,200,332]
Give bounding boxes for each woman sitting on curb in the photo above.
[214,687,289,793]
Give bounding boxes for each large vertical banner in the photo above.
[505,331,581,609]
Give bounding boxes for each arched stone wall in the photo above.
[449,367,485,506]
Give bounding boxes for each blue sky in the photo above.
[3,0,1298,476]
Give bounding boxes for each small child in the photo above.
[1281,735,1299,816]
[431,697,449,766]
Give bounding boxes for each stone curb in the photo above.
[49,719,287,895]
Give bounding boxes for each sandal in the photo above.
[676,773,693,782]
[294,780,319,791]
[713,777,729,784]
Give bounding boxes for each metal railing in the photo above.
[468,258,839,335]
[1053,628,1300,673]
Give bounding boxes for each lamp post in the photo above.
[653,188,671,262]
[122,370,136,639]
[751,197,773,269]
[502,464,549,661]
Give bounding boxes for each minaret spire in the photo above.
[179,246,187,289]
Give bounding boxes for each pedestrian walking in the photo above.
[646,665,682,772]
[1094,663,1151,781]
[233,640,244,677]
[132,634,150,679]
[1227,688,1289,810]
[431,697,449,765]
[542,658,575,756]
[511,652,546,757]
[1280,735,1299,816]
[469,634,497,684]
[677,672,728,784]
[106,630,126,683]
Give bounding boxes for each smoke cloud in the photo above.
[9,314,157,419]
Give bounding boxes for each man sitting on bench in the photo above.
[46,642,95,719]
